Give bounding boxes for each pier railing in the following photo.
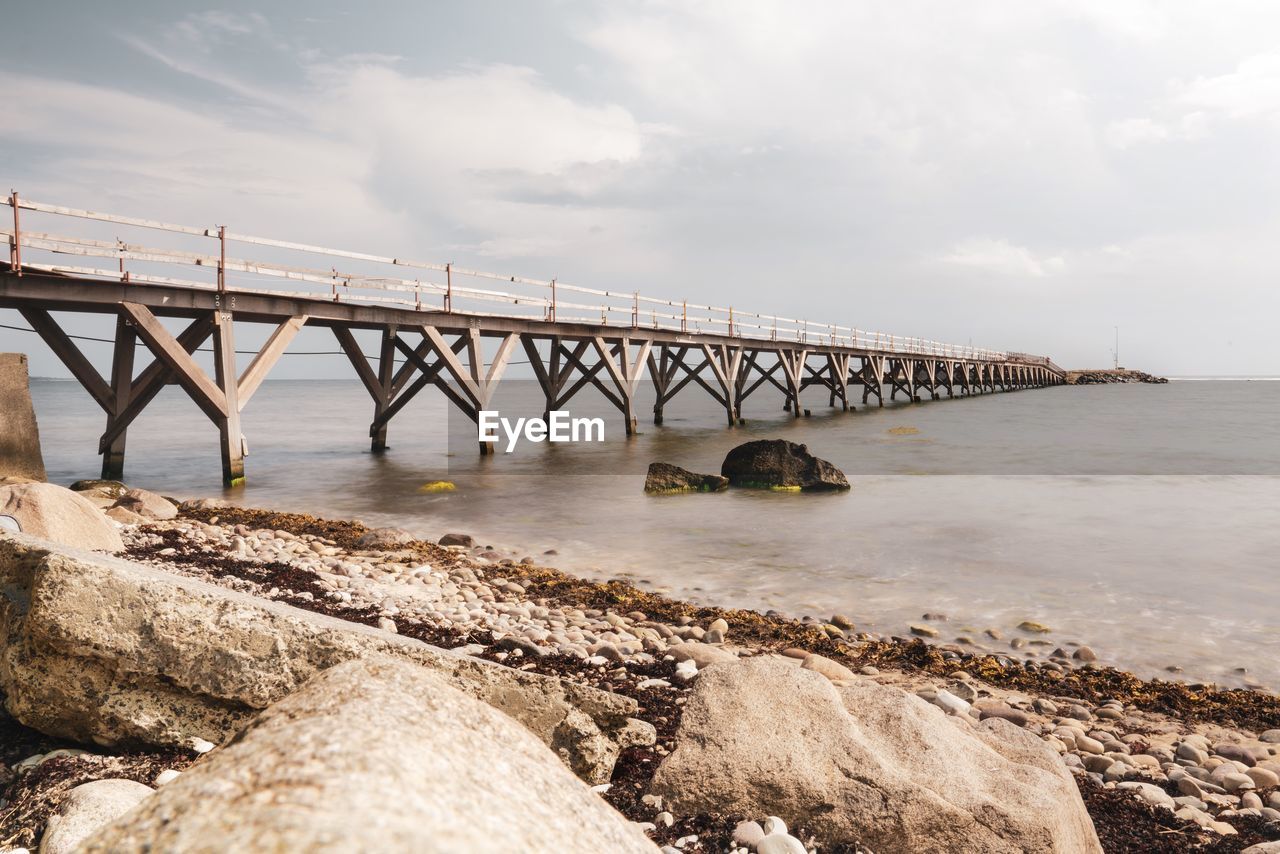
[3,192,1037,362]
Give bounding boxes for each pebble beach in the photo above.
[4,488,1275,852]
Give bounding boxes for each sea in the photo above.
[26,375,1280,691]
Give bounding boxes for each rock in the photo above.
[68,480,128,499]
[1215,743,1258,767]
[355,527,416,548]
[80,658,657,853]
[0,482,123,551]
[910,624,939,638]
[978,705,1030,727]
[800,653,855,683]
[111,488,178,521]
[1246,767,1280,789]
[1241,843,1280,853]
[1017,621,1051,634]
[651,658,1101,852]
[0,533,649,784]
[1260,730,1280,743]
[104,506,148,526]
[1223,772,1256,793]
[1117,782,1175,810]
[1177,742,1208,764]
[733,820,765,848]
[933,689,971,717]
[177,497,230,511]
[154,770,180,786]
[831,614,855,630]
[719,440,849,491]
[0,353,46,482]
[757,832,807,854]
[667,642,737,669]
[438,532,474,547]
[40,778,154,854]
[643,463,729,494]
[1072,646,1097,662]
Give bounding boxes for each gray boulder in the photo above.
[111,488,178,521]
[39,778,154,854]
[644,462,729,494]
[0,482,123,551]
[651,657,1100,853]
[720,440,849,491]
[81,657,658,853]
[0,533,651,783]
[438,532,475,547]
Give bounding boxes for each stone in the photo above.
[355,527,416,548]
[1117,782,1175,810]
[0,534,649,784]
[831,614,855,630]
[111,489,177,521]
[1215,743,1258,767]
[1246,767,1280,789]
[0,482,123,551]
[80,658,657,853]
[0,353,46,482]
[1260,730,1280,743]
[978,705,1030,727]
[1223,772,1255,793]
[68,480,128,499]
[104,506,148,526]
[667,642,737,669]
[910,624,939,638]
[1241,842,1280,853]
[719,439,849,491]
[1177,742,1208,764]
[1072,646,1097,662]
[643,462,729,494]
[732,820,765,848]
[651,657,1100,852]
[177,497,230,511]
[40,778,154,854]
[1017,621,1051,634]
[438,533,474,547]
[757,832,807,854]
[934,689,971,717]
[800,653,855,683]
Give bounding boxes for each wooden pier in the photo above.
[0,194,1065,485]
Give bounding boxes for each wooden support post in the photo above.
[777,349,807,416]
[702,343,743,426]
[101,313,136,480]
[371,326,397,452]
[593,336,651,436]
[648,345,668,425]
[211,310,244,486]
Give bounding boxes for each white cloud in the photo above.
[1178,50,1280,119]
[1105,117,1169,149]
[942,239,1065,278]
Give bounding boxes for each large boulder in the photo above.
[110,488,177,521]
[651,658,1100,853]
[0,353,46,482]
[39,778,154,854]
[644,462,729,494]
[0,482,123,552]
[82,657,658,853]
[720,440,849,491]
[0,533,651,783]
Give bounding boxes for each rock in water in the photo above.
[651,658,1100,853]
[0,533,651,784]
[720,440,849,491]
[79,657,658,853]
[644,462,729,494]
[40,778,154,854]
[0,482,123,551]
[438,532,475,547]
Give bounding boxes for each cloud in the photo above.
[1178,50,1280,120]
[942,239,1066,278]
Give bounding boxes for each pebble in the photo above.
[1017,621,1051,633]
[1072,646,1097,662]
[1075,735,1105,755]
[733,820,765,848]
[1222,772,1255,793]
[830,614,855,629]
[191,738,215,754]
[909,624,939,638]
[800,653,855,683]
[978,705,1030,727]
[757,833,807,854]
[1177,742,1208,764]
[1246,767,1279,788]
[1118,781,1175,809]
[655,811,674,827]
[154,769,181,786]
[934,689,971,717]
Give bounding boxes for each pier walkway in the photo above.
[0,193,1064,485]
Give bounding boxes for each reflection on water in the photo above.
[28,377,1280,689]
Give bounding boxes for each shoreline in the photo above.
[3,492,1280,850]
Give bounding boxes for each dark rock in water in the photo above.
[644,462,729,494]
[438,532,474,547]
[719,440,849,491]
[1066,369,1168,385]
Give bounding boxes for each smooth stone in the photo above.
[830,614,855,630]
[757,833,807,854]
[668,642,737,669]
[709,618,729,635]
[1246,767,1280,789]
[909,625,939,638]
[1177,743,1208,764]
[978,705,1030,728]
[1072,646,1097,662]
[1223,772,1255,793]
[732,820,765,848]
[154,770,180,786]
[1117,781,1175,809]
[1076,735,1105,755]
[933,689,971,717]
[800,654,856,683]
[1017,621,1051,634]
[1216,743,1259,767]
[40,779,155,854]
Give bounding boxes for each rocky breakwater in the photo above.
[1066,369,1169,385]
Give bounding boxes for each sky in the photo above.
[3,0,1280,377]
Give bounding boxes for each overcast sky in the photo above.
[4,1,1280,377]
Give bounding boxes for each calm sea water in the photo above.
[26,376,1280,690]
